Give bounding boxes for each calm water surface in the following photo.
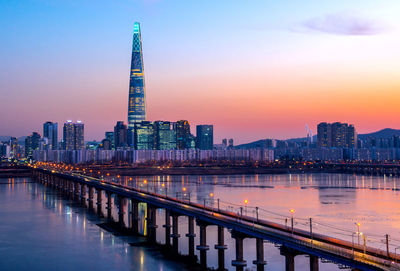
[2,173,400,271]
[0,178,189,271]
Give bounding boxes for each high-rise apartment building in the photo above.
[43,121,58,150]
[114,121,128,148]
[74,121,84,150]
[317,122,332,147]
[317,122,357,148]
[63,120,85,150]
[63,121,75,150]
[175,120,191,149]
[128,22,146,128]
[196,125,213,150]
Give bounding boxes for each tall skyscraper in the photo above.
[175,120,191,149]
[25,132,40,158]
[317,122,332,147]
[63,120,85,150]
[134,121,154,150]
[114,121,128,148]
[196,125,214,150]
[154,121,176,150]
[63,121,75,150]
[74,121,84,150]
[128,22,146,129]
[43,121,58,150]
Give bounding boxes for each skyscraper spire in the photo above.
[128,22,146,128]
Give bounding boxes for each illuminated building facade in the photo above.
[317,122,357,148]
[134,121,154,150]
[63,120,85,150]
[154,121,176,150]
[128,22,146,128]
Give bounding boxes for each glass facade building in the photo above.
[175,120,191,149]
[134,121,154,150]
[196,125,214,150]
[154,121,176,150]
[43,121,58,150]
[128,22,146,128]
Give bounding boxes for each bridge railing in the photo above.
[35,166,400,267]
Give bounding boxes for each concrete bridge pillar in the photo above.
[118,196,126,228]
[280,246,299,271]
[96,188,102,216]
[88,186,94,210]
[131,200,139,234]
[74,182,80,200]
[196,220,210,269]
[80,184,86,205]
[231,231,247,271]
[215,225,227,271]
[163,209,171,246]
[69,181,74,197]
[171,214,181,254]
[118,196,125,229]
[185,216,196,259]
[64,179,69,196]
[253,238,267,271]
[309,255,319,271]
[146,205,157,243]
[106,192,113,221]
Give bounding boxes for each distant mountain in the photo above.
[235,128,400,149]
[358,128,400,140]
[0,136,27,144]
[235,139,275,149]
[0,136,11,142]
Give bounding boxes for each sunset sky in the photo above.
[1,0,400,144]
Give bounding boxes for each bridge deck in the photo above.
[36,168,400,271]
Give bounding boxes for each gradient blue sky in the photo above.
[1,0,400,143]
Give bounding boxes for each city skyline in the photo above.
[1,1,400,144]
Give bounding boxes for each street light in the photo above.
[244,199,249,215]
[355,222,361,245]
[290,209,295,234]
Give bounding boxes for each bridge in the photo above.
[29,166,400,271]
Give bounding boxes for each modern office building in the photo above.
[154,121,176,150]
[175,120,191,149]
[128,22,146,128]
[25,132,41,158]
[105,132,115,149]
[134,121,154,150]
[317,122,357,148]
[43,121,58,150]
[196,125,213,150]
[114,121,128,148]
[63,120,85,150]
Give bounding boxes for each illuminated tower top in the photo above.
[128,22,146,128]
